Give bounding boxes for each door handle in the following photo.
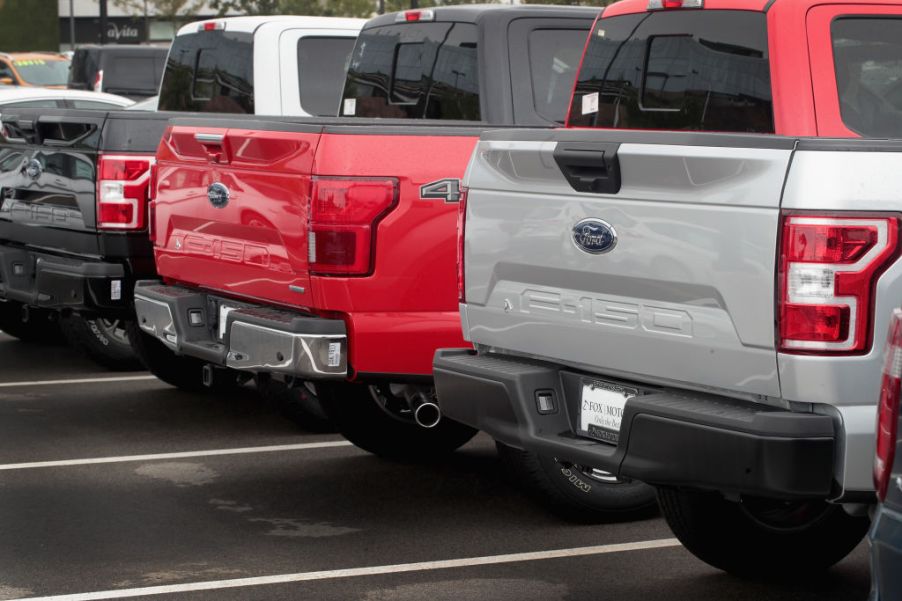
[194,132,229,164]
[553,142,621,195]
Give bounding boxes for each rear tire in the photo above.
[61,315,142,371]
[257,376,334,433]
[496,442,658,523]
[657,487,869,577]
[0,300,61,343]
[126,320,208,391]
[318,381,478,460]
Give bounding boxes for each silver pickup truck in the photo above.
[434,0,902,578]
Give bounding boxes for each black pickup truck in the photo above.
[0,110,167,367]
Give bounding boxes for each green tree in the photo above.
[0,0,58,51]
[209,0,282,16]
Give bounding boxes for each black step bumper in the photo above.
[434,349,837,499]
[0,244,136,312]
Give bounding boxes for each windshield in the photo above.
[13,58,71,86]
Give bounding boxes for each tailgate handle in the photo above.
[553,142,621,195]
[194,132,229,163]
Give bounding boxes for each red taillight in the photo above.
[648,0,703,8]
[199,21,225,31]
[96,154,154,230]
[457,186,468,303]
[779,214,899,354]
[92,69,103,93]
[308,177,398,276]
[876,308,902,501]
[396,9,434,22]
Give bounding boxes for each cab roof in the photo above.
[178,15,365,37]
[603,0,769,17]
[364,4,600,29]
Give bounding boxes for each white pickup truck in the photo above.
[435,0,902,578]
[158,15,364,116]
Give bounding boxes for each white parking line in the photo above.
[0,375,157,389]
[0,441,354,471]
[12,538,682,600]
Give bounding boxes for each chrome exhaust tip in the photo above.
[413,401,442,429]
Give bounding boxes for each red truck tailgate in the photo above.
[153,124,320,307]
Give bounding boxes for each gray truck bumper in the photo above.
[134,281,347,379]
[434,349,838,499]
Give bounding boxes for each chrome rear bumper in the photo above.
[134,281,346,379]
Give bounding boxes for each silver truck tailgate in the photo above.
[462,129,795,398]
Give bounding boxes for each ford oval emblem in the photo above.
[25,158,42,180]
[207,182,230,209]
[572,218,617,255]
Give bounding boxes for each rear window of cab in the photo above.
[568,10,774,133]
[832,17,902,138]
[341,22,481,120]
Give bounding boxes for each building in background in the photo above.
[57,1,234,50]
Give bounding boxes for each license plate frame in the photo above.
[578,379,637,445]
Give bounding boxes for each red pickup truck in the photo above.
[132,6,638,520]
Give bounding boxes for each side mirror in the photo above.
[0,77,14,86]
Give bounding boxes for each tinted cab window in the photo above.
[297,37,356,116]
[568,10,773,133]
[158,30,254,114]
[103,54,165,97]
[528,28,587,123]
[342,22,479,120]
[833,18,902,138]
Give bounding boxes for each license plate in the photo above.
[579,380,637,444]
[218,304,237,340]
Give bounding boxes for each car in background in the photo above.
[871,308,902,600]
[0,53,71,88]
[0,87,132,111]
[68,45,167,100]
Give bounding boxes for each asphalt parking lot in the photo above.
[0,332,872,601]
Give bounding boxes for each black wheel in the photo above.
[317,381,478,460]
[126,320,208,391]
[60,315,142,371]
[657,488,870,577]
[496,442,658,523]
[0,300,61,343]
[257,376,335,433]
